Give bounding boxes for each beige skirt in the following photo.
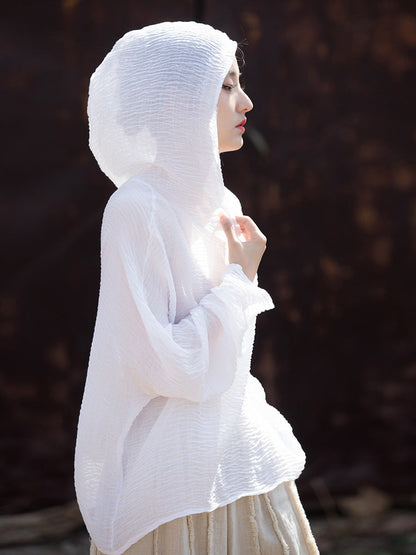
[91,481,319,555]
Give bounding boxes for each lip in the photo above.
[236,118,247,133]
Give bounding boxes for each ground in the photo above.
[1,510,416,554]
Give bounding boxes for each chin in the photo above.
[219,139,244,154]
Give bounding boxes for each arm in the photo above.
[100,190,273,403]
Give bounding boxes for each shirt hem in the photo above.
[94,468,304,555]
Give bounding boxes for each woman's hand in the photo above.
[220,214,267,282]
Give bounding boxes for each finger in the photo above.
[234,215,257,230]
[220,215,239,243]
[234,215,260,239]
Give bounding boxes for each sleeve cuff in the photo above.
[218,263,275,319]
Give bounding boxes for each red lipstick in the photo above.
[236,118,247,132]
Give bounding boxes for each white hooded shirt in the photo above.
[74,21,306,555]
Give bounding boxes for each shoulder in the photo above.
[104,177,176,224]
[104,179,153,220]
[101,177,180,247]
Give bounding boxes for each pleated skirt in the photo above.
[90,481,319,555]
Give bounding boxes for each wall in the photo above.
[1,0,415,513]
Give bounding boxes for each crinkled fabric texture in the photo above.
[87,20,234,221]
[75,21,306,555]
[90,481,320,555]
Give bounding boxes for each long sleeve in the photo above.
[99,188,274,403]
[75,184,306,555]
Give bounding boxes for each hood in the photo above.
[87,21,237,222]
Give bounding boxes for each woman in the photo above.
[75,21,319,555]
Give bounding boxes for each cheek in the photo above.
[218,98,232,127]
[216,97,227,132]
[217,93,225,117]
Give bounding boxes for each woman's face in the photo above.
[217,57,253,153]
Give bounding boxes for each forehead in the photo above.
[226,57,240,78]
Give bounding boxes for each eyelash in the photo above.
[222,84,246,93]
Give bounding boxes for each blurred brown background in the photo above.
[1,0,415,523]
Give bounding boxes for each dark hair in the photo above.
[236,43,247,89]
[236,44,246,71]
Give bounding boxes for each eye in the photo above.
[222,84,235,92]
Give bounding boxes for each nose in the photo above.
[238,89,253,114]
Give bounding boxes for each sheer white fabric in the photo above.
[75,22,306,555]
